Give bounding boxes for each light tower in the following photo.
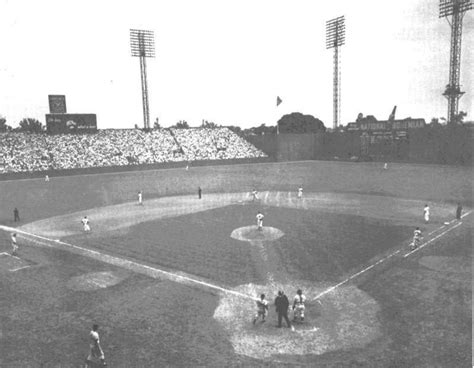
[326,16,345,130]
[130,29,155,130]
[439,0,472,124]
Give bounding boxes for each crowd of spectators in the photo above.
[171,127,266,161]
[0,128,266,173]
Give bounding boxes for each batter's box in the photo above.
[0,252,36,272]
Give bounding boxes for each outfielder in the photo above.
[297,186,303,199]
[138,191,143,205]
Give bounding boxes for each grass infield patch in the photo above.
[64,204,412,287]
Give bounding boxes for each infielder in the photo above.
[252,190,259,201]
[256,211,264,231]
[423,204,430,223]
[81,216,91,232]
[297,186,303,199]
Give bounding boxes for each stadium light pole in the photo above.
[130,29,155,130]
[439,0,472,124]
[326,16,345,130]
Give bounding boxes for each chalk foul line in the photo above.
[0,225,257,301]
[312,211,471,302]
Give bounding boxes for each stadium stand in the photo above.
[172,128,266,161]
[0,128,267,173]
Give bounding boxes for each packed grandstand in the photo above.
[0,128,267,173]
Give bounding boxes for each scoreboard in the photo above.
[48,95,67,114]
[45,114,97,134]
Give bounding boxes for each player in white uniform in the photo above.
[253,294,269,324]
[252,190,259,201]
[297,186,303,199]
[11,233,18,257]
[383,163,388,170]
[81,216,91,232]
[423,205,430,223]
[256,211,264,231]
[138,191,143,205]
[292,289,306,322]
[85,324,107,367]
[45,175,50,182]
[410,227,423,249]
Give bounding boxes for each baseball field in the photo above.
[0,160,472,367]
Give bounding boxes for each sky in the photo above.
[0,0,472,129]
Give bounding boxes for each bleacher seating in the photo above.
[0,128,267,173]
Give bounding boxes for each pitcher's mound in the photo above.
[231,226,284,242]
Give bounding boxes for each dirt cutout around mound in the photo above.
[66,271,129,291]
[214,282,381,360]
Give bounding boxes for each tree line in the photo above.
[0,117,44,133]
[1,110,468,134]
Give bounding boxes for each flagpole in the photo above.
[276,96,282,135]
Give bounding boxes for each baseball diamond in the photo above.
[0,161,472,367]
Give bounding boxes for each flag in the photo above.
[276,96,282,106]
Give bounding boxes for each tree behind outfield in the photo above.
[277,113,326,133]
[201,120,220,128]
[0,116,12,132]
[17,118,44,133]
[171,120,190,129]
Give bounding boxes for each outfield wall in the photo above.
[0,157,273,181]
[246,127,473,165]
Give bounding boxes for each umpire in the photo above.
[274,290,292,328]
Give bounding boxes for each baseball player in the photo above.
[456,202,463,220]
[256,211,264,231]
[253,294,269,324]
[11,233,18,257]
[410,227,423,249]
[292,289,306,322]
[85,324,107,367]
[297,186,303,199]
[138,191,143,205]
[81,216,91,232]
[252,190,259,201]
[423,204,430,223]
